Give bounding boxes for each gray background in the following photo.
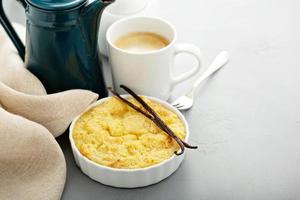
[5,0,300,199]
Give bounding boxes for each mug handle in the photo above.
[171,43,203,90]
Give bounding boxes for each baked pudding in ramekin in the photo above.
[69,95,190,188]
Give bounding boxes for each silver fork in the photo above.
[172,51,229,110]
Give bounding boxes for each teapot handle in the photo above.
[0,0,26,60]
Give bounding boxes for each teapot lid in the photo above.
[27,0,87,11]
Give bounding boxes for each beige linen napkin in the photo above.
[0,108,66,200]
[0,81,98,137]
[0,24,99,199]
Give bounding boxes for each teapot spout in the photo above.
[80,0,114,56]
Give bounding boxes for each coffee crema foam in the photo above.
[114,32,170,53]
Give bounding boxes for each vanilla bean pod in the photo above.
[108,87,186,155]
[107,87,154,120]
[120,85,198,154]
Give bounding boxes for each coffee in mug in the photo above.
[107,17,203,100]
[114,32,170,53]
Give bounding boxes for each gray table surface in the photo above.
[7,0,300,199]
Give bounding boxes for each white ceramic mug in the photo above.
[106,17,203,100]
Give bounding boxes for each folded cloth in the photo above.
[0,108,66,200]
[0,23,99,199]
[0,82,98,137]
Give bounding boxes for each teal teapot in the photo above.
[0,0,114,97]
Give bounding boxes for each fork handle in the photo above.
[188,51,229,97]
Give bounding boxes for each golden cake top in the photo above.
[72,96,186,169]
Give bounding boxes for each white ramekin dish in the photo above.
[69,95,190,188]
